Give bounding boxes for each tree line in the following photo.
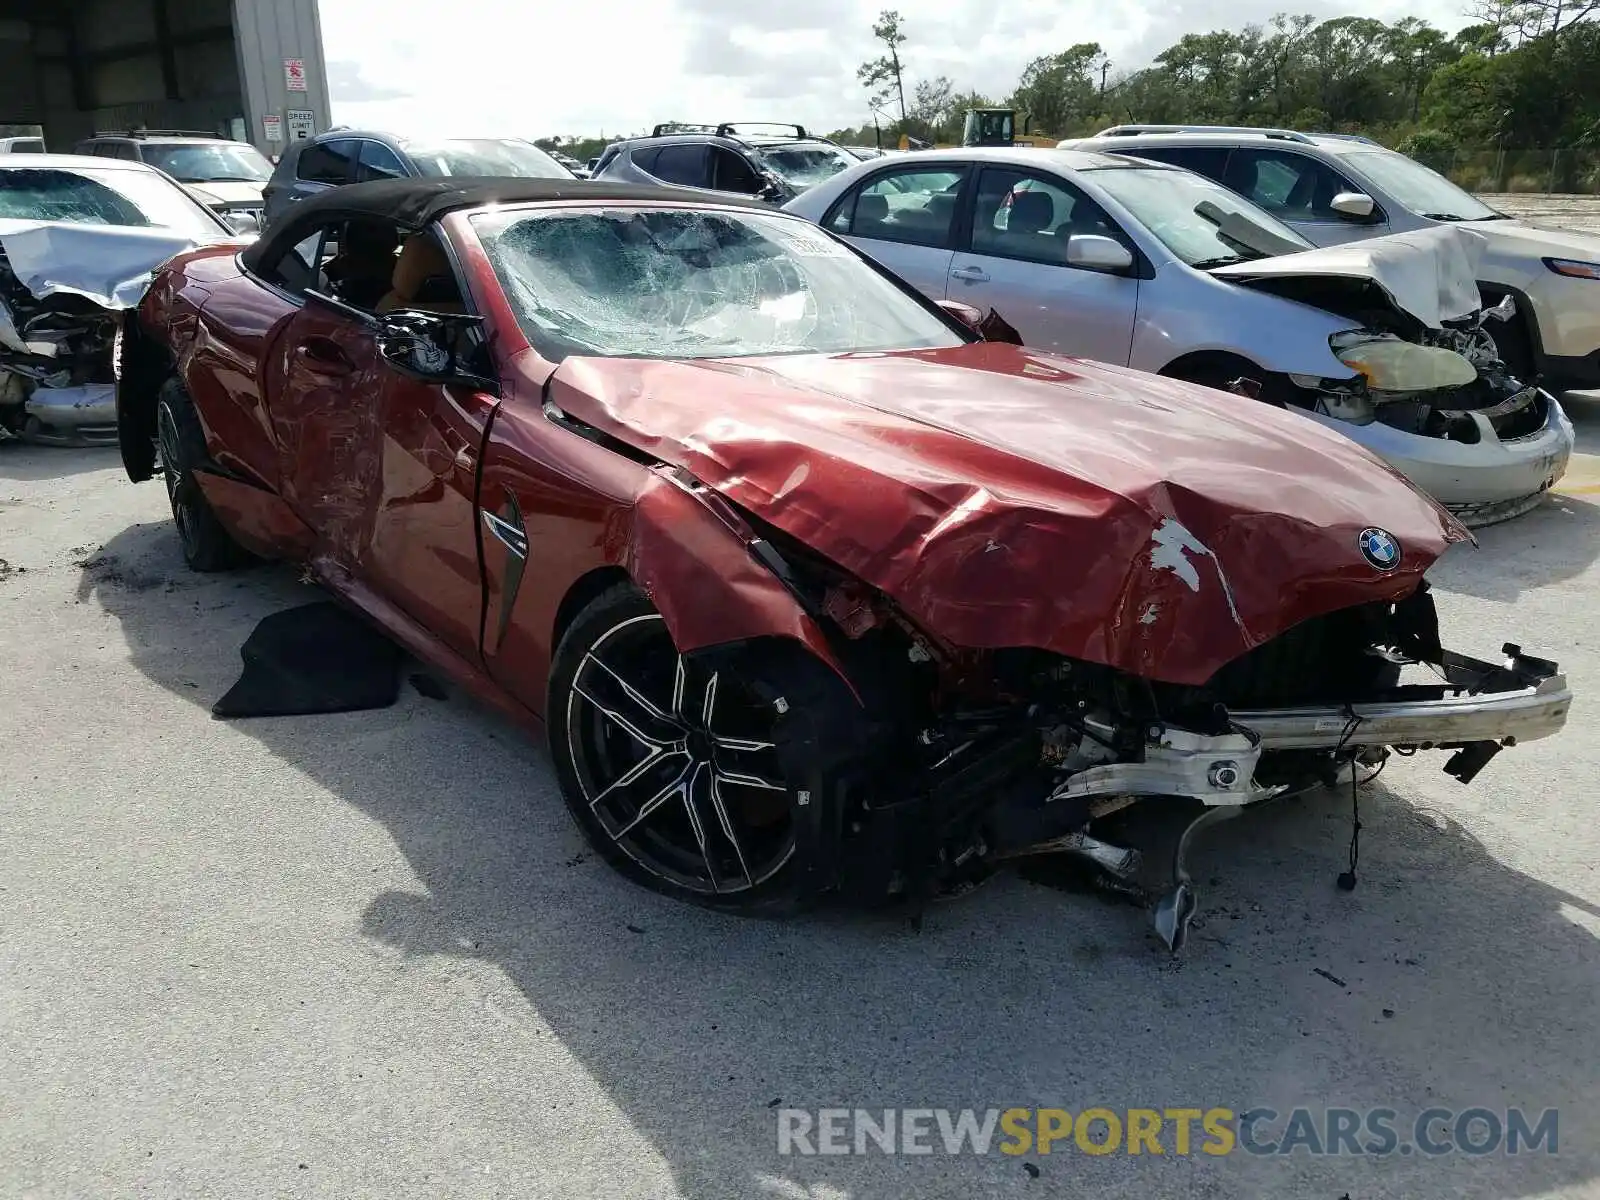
[538,0,1600,167]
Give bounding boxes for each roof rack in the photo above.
[650,122,719,137]
[1095,123,1316,145]
[91,128,224,139]
[714,122,809,139]
[648,121,813,140]
[1310,131,1379,145]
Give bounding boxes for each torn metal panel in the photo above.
[0,220,217,311]
[1213,226,1486,329]
[548,342,1467,686]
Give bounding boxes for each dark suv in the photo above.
[262,130,573,226]
[74,130,273,228]
[592,123,859,203]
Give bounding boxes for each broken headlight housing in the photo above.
[1329,331,1478,392]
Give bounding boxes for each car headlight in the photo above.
[1329,332,1476,391]
[1544,257,1600,280]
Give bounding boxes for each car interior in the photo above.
[265,219,467,316]
[972,175,1126,265]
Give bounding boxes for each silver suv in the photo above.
[1059,125,1600,392]
[74,129,272,230]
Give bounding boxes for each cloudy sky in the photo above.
[320,0,1474,140]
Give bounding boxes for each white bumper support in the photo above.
[1232,673,1572,752]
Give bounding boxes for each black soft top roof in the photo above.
[242,176,769,273]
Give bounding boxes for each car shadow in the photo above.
[79,520,1600,1199]
[1558,390,1600,457]
[0,440,120,483]
[1429,492,1600,603]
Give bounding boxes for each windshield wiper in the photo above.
[1188,254,1250,269]
[1421,212,1465,222]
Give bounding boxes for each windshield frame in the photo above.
[468,202,973,363]
[1084,163,1313,267]
[0,163,230,237]
[1338,148,1500,222]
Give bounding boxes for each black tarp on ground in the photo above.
[213,601,403,719]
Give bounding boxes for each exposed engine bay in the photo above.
[0,250,119,445]
[1300,296,1547,447]
[675,477,1571,952]
[1219,236,1570,528]
[0,220,215,446]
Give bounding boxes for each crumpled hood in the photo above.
[0,218,232,310]
[548,343,1468,686]
[1213,225,1486,328]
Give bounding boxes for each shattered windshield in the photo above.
[756,143,858,190]
[1341,150,1499,222]
[1088,165,1312,267]
[141,142,272,183]
[403,139,573,179]
[0,166,224,237]
[472,206,964,360]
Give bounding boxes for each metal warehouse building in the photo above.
[0,0,332,153]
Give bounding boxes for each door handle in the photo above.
[950,265,990,283]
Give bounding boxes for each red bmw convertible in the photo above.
[116,179,1571,949]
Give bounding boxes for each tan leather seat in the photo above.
[375,234,466,314]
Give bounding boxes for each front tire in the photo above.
[156,379,244,572]
[547,584,827,914]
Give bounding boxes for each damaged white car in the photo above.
[786,149,1574,526]
[0,154,243,446]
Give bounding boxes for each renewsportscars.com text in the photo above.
[776,1106,1559,1157]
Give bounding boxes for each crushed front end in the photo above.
[746,535,1571,951]
[1288,299,1573,528]
[0,245,119,446]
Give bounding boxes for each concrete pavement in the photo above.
[1,439,1597,1199]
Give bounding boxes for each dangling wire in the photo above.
[1333,708,1365,892]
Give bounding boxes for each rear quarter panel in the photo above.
[162,249,297,488]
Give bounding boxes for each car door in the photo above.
[358,249,500,664]
[261,291,389,566]
[289,137,358,207]
[820,163,968,299]
[1220,147,1387,246]
[355,139,410,183]
[263,225,493,663]
[649,143,712,190]
[708,145,771,201]
[180,227,331,487]
[945,166,1138,362]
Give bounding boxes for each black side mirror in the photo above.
[375,310,497,390]
[935,300,1024,345]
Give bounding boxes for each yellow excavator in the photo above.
[899,107,1054,151]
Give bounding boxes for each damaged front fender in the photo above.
[627,466,848,684]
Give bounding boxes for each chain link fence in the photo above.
[1411,148,1600,195]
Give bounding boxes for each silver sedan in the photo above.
[784,147,1573,526]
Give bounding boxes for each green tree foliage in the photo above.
[857,10,910,124]
[542,8,1600,154]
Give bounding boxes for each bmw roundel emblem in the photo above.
[1358,527,1401,571]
